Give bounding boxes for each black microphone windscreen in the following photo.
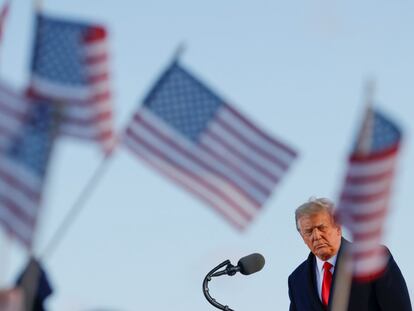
[237,253,265,275]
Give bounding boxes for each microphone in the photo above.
[202,253,266,311]
[238,253,266,275]
[211,253,265,277]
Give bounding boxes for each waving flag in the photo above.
[123,62,297,230]
[0,102,58,248]
[29,13,115,153]
[0,82,30,152]
[336,106,402,280]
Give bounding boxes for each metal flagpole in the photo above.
[34,0,42,11]
[331,79,376,311]
[40,153,115,260]
[172,42,186,63]
[330,246,352,311]
[26,147,115,308]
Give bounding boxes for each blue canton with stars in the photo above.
[8,103,58,178]
[143,62,224,142]
[355,110,401,153]
[370,111,401,151]
[31,14,94,86]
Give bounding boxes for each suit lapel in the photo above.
[306,253,326,310]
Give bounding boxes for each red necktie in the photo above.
[321,262,333,308]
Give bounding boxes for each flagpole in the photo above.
[172,42,186,63]
[330,246,352,311]
[33,0,42,11]
[354,79,376,156]
[365,78,375,108]
[40,152,115,260]
[331,79,376,311]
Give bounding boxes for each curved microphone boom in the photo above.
[202,253,265,311]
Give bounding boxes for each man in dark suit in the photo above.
[288,197,411,311]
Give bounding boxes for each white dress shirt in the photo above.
[315,255,337,301]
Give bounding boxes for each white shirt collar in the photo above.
[316,254,337,273]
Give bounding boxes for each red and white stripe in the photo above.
[337,144,400,280]
[124,104,297,230]
[0,82,29,152]
[29,27,115,153]
[0,154,42,248]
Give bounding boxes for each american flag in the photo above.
[123,62,297,230]
[336,106,402,280]
[0,82,30,152]
[29,13,115,153]
[0,102,58,248]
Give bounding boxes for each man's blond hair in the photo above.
[295,197,335,232]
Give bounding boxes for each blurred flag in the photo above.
[0,0,10,43]
[29,13,115,153]
[15,258,53,311]
[0,102,58,248]
[336,106,402,280]
[123,61,297,230]
[0,82,30,152]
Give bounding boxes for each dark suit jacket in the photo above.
[288,239,411,311]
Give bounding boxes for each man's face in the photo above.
[297,211,342,261]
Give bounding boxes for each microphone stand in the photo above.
[202,260,236,311]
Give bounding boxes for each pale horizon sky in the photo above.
[1,0,414,310]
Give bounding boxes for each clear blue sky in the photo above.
[1,0,414,310]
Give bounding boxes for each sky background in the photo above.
[1,0,414,310]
